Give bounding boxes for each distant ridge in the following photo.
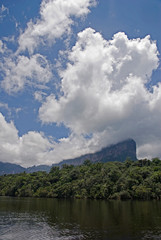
[0,162,25,175]
[55,139,137,166]
[0,162,50,176]
[0,139,137,175]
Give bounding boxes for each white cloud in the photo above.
[0,5,8,13]
[18,0,96,53]
[0,0,96,94]
[0,40,7,53]
[34,91,47,102]
[0,113,18,143]
[0,40,3,52]
[0,112,98,167]
[1,78,161,167]
[1,53,52,94]
[18,131,54,167]
[0,102,9,111]
[0,113,19,162]
[1,0,161,164]
[0,4,8,21]
[39,28,161,160]
[0,112,55,167]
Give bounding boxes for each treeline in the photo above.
[0,158,161,200]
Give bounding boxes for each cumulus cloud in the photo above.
[0,113,19,162]
[39,28,161,159]
[18,0,96,53]
[0,0,161,165]
[0,0,96,94]
[0,53,52,94]
[0,112,100,167]
[0,113,54,167]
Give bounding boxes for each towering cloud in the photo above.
[39,28,161,159]
[0,0,161,166]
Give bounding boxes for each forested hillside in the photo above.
[0,158,161,200]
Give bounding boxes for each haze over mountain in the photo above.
[0,139,137,175]
[56,139,137,166]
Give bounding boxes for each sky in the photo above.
[0,0,161,167]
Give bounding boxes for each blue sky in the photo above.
[0,0,161,167]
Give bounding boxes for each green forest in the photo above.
[0,158,161,200]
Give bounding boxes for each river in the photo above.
[0,197,161,239]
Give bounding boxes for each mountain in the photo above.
[0,162,51,176]
[55,139,137,166]
[26,165,51,173]
[0,139,137,175]
[0,162,25,175]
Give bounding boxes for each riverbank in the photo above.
[0,158,161,200]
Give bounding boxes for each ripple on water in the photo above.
[0,212,84,240]
[141,230,161,240]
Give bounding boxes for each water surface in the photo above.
[0,197,161,240]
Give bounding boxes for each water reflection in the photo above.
[0,197,161,240]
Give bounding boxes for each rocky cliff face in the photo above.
[56,139,137,166]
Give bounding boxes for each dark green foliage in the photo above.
[0,158,161,200]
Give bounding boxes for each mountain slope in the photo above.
[0,162,25,175]
[0,162,51,175]
[0,139,137,175]
[56,139,137,166]
[26,165,51,173]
